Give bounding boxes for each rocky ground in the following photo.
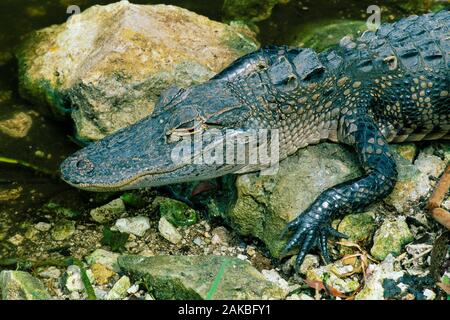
[0,1,449,300]
[1,141,449,300]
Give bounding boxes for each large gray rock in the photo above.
[118,255,288,300]
[17,1,259,141]
[0,270,51,300]
[227,143,362,258]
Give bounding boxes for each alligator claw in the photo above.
[325,226,349,239]
[281,206,348,269]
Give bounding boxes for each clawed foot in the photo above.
[281,207,348,269]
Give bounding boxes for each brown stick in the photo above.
[427,165,450,230]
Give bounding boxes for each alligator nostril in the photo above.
[75,158,94,173]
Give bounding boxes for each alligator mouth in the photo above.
[62,165,184,192]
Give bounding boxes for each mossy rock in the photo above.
[118,255,287,300]
[370,218,414,261]
[337,213,377,255]
[157,198,198,227]
[290,20,368,52]
[0,270,51,300]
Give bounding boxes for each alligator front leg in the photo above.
[282,113,398,268]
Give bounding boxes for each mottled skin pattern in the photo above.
[61,11,449,267]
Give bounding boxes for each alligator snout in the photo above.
[60,154,95,186]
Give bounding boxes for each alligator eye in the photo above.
[176,120,196,131]
[76,158,94,174]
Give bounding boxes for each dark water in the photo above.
[0,1,442,234]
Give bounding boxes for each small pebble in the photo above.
[34,222,51,232]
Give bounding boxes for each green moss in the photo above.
[291,20,367,52]
[222,31,259,57]
[120,192,147,208]
[338,213,376,254]
[370,219,414,261]
[100,227,129,253]
[159,198,198,227]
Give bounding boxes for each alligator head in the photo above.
[60,80,273,191]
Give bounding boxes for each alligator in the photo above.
[61,10,450,267]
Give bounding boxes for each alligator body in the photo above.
[61,11,450,266]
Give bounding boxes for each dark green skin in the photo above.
[61,10,450,266]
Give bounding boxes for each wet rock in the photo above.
[227,143,362,258]
[86,249,121,273]
[118,255,288,299]
[90,198,126,224]
[0,112,33,138]
[157,197,198,227]
[0,270,51,300]
[337,212,377,254]
[17,1,259,141]
[115,216,150,237]
[356,255,404,300]
[106,276,131,300]
[222,0,289,22]
[51,220,76,241]
[90,263,116,286]
[158,216,182,244]
[370,217,414,261]
[290,20,368,52]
